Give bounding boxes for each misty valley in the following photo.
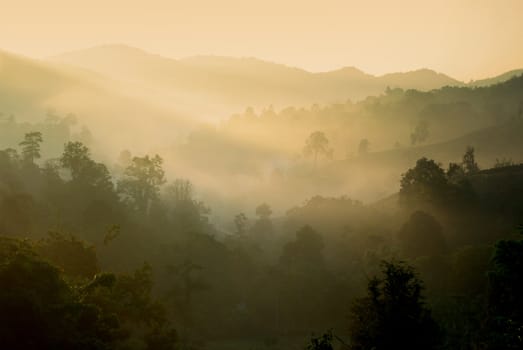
[1,45,523,350]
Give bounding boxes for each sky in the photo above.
[1,0,522,81]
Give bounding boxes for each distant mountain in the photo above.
[0,49,192,154]
[0,49,99,117]
[378,68,463,91]
[50,45,462,114]
[469,69,523,87]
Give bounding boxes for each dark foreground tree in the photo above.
[399,157,448,207]
[349,260,441,350]
[398,211,447,258]
[484,230,523,349]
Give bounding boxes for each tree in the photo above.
[280,225,325,271]
[60,141,113,192]
[484,232,523,349]
[34,231,100,280]
[446,162,465,185]
[398,211,446,258]
[255,203,272,219]
[462,146,479,174]
[410,120,430,145]
[117,155,166,214]
[60,141,90,178]
[358,138,369,155]
[166,259,208,346]
[0,237,122,349]
[303,131,332,167]
[399,157,448,207]
[19,131,43,164]
[165,179,211,233]
[349,260,441,350]
[234,213,248,237]
[306,331,334,350]
[251,203,274,242]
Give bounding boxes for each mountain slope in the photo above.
[469,69,523,87]
[51,45,462,113]
[326,120,523,202]
[0,49,193,154]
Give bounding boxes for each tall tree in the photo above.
[349,260,440,350]
[60,141,113,191]
[484,231,523,348]
[60,141,91,179]
[117,155,166,214]
[399,157,448,207]
[462,146,479,174]
[251,203,274,242]
[303,131,332,167]
[410,120,430,145]
[19,131,43,164]
[234,213,248,237]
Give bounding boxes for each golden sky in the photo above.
[1,0,522,80]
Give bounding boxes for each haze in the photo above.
[2,0,523,80]
[2,2,523,350]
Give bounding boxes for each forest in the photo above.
[1,67,523,349]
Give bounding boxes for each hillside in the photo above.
[51,45,462,112]
[326,120,523,202]
[469,69,523,87]
[0,49,193,155]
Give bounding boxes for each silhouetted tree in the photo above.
[410,120,430,145]
[484,232,523,348]
[234,213,248,236]
[398,211,446,258]
[303,131,332,167]
[60,141,113,192]
[117,155,166,214]
[349,260,440,350]
[280,225,325,271]
[60,141,89,175]
[306,331,334,350]
[251,203,274,242]
[462,146,479,174]
[19,131,43,164]
[399,157,448,207]
[255,203,272,219]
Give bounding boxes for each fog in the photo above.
[1,16,523,350]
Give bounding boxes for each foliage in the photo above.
[484,234,523,349]
[400,157,448,207]
[0,236,121,350]
[19,131,43,164]
[349,260,441,350]
[306,330,334,350]
[303,131,332,166]
[35,231,100,280]
[410,120,430,145]
[462,146,479,175]
[117,155,166,214]
[234,213,248,236]
[398,211,446,258]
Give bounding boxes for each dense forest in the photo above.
[2,76,523,350]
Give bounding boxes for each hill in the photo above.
[0,49,193,155]
[469,69,523,87]
[51,45,462,113]
[326,120,523,203]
